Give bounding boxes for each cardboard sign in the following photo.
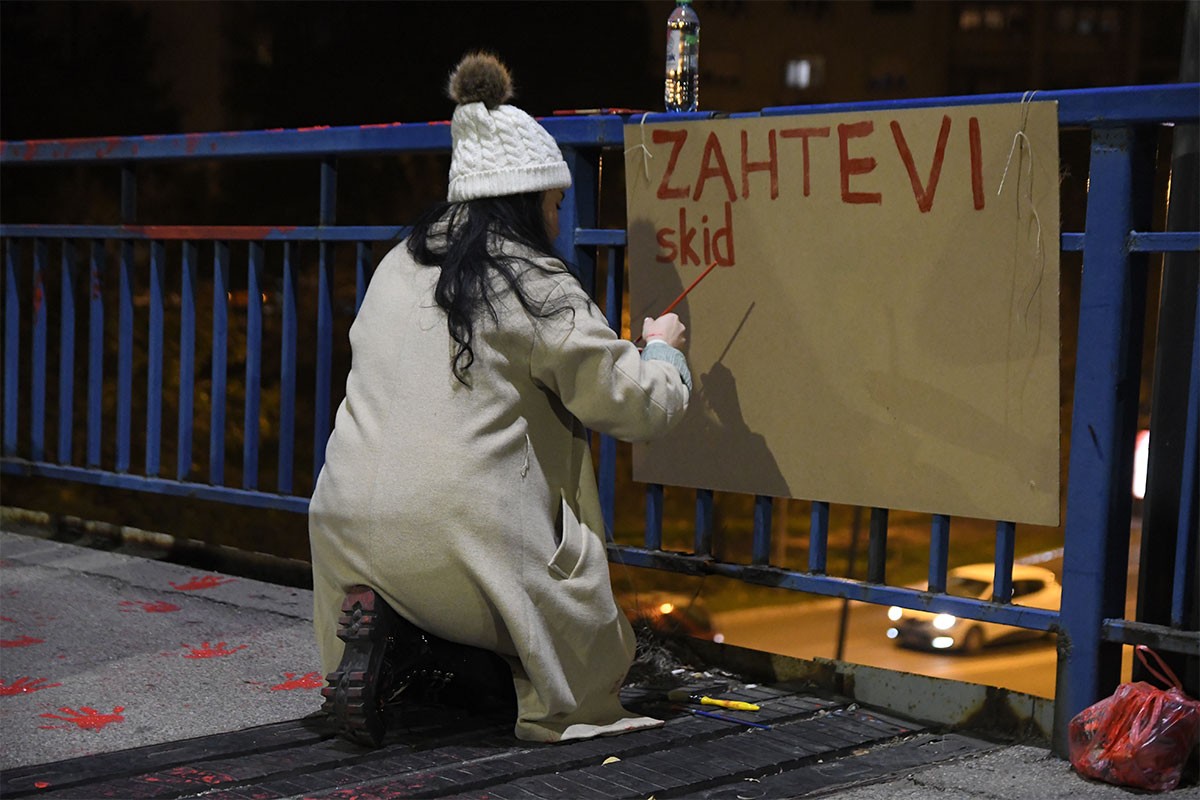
[625,101,1060,525]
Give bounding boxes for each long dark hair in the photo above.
[406,191,574,384]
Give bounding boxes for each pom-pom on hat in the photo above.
[446,52,572,202]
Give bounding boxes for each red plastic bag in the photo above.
[1068,645,1199,791]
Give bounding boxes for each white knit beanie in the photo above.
[446,53,572,202]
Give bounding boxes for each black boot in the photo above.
[321,585,431,747]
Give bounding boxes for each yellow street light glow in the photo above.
[659,602,675,615]
[887,606,903,621]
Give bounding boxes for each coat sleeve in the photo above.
[529,275,690,443]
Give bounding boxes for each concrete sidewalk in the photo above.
[1,525,1195,799]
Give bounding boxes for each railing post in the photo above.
[559,145,598,293]
[3,241,19,457]
[313,157,337,482]
[1055,124,1155,753]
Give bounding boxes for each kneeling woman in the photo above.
[308,53,692,746]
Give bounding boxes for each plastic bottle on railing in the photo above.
[664,0,700,112]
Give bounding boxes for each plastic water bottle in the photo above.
[664,0,700,112]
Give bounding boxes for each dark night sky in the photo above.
[0,1,664,141]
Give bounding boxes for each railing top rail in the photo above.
[2,83,1195,167]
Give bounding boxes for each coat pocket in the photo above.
[547,495,587,581]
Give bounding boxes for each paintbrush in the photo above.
[634,258,721,346]
[666,689,760,712]
[681,707,772,730]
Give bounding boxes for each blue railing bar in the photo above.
[599,247,623,541]
[0,224,409,242]
[0,460,309,514]
[2,241,18,457]
[752,495,772,565]
[613,545,1062,629]
[994,521,1017,602]
[176,241,196,481]
[695,489,714,557]
[1127,231,1200,253]
[929,514,951,593]
[759,83,1200,126]
[86,241,103,468]
[243,242,264,491]
[1062,233,1085,252]
[808,501,829,573]
[146,241,165,477]
[354,242,369,314]
[313,158,337,481]
[1173,304,1200,627]
[278,243,297,495]
[209,242,230,485]
[867,507,889,583]
[1101,619,1200,655]
[645,484,664,550]
[1058,125,1150,741]
[30,239,47,462]
[573,228,627,247]
[57,241,77,465]
[0,114,633,167]
[115,241,134,472]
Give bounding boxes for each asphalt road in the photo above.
[713,597,1061,697]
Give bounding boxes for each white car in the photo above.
[886,564,1061,654]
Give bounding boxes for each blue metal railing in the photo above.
[2,84,1198,748]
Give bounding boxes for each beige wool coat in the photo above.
[308,237,690,743]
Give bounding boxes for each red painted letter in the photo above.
[741,129,778,200]
[693,133,737,202]
[891,114,951,213]
[653,129,691,199]
[969,116,985,210]
[838,122,881,205]
[780,126,830,197]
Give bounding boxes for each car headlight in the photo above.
[931,636,955,649]
[887,606,903,621]
[932,613,957,630]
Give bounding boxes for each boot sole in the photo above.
[320,586,400,747]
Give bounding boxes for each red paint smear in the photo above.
[182,641,247,659]
[271,672,324,691]
[39,706,125,731]
[360,122,404,130]
[121,225,298,241]
[22,142,39,161]
[93,139,119,159]
[32,279,44,315]
[184,134,201,155]
[34,782,49,789]
[1,636,44,648]
[298,125,330,132]
[0,616,15,623]
[169,575,235,591]
[140,766,236,787]
[0,676,62,695]
[0,559,14,567]
[119,600,180,613]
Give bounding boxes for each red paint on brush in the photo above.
[182,641,248,659]
[271,672,324,691]
[39,706,125,731]
[0,676,62,695]
[169,575,234,591]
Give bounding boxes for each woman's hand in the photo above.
[642,314,687,350]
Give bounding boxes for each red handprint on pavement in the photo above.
[0,676,62,696]
[270,672,324,691]
[39,706,125,731]
[182,641,248,659]
[169,575,235,591]
[119,600,181,613]
[0,635,44,648]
